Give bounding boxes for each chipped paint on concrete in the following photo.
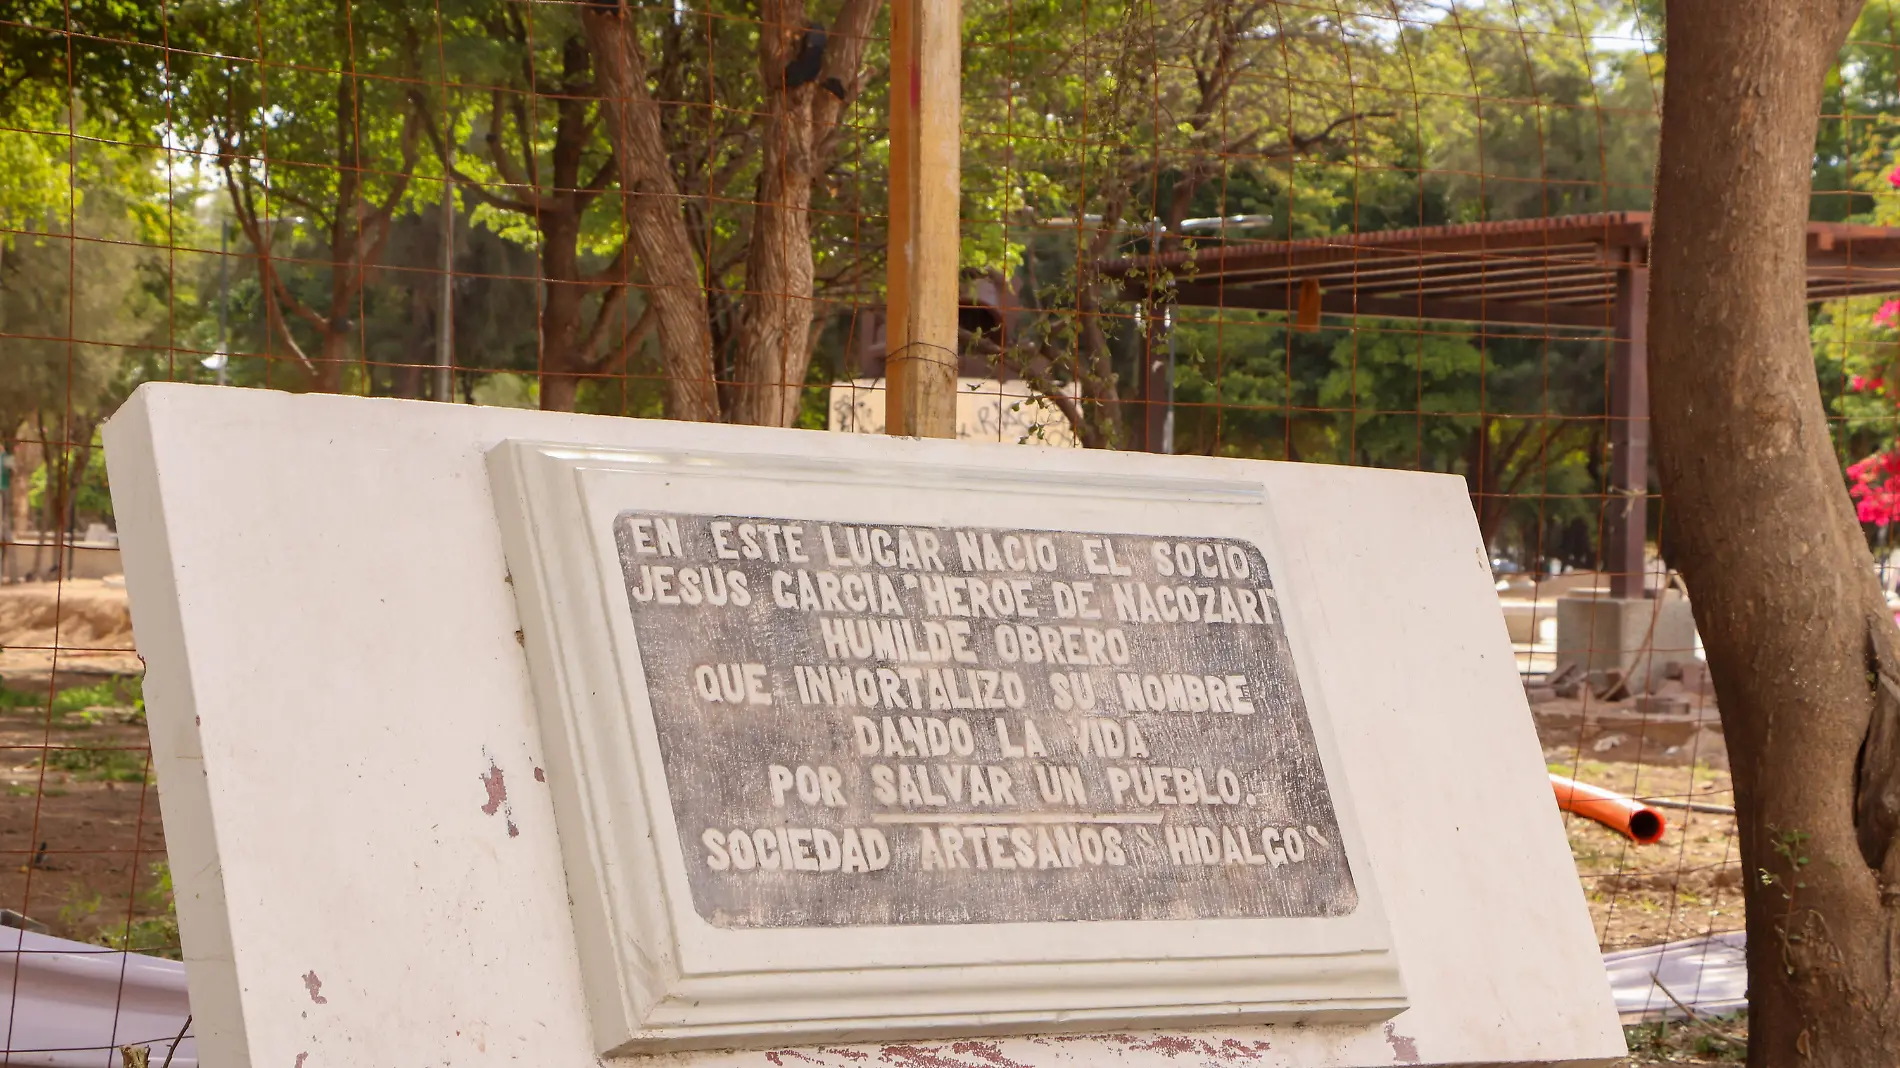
[300,971,327,1005]
[480,758,508,815]
[877,1042,1033,1068]
[480,749,520,837]
[1382,1023,1419,1064]
[1031,1033,1274,1062]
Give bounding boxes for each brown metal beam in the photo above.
[1357,263,1612,295]
[1138,242,1612,289]
[1111,213,1650,278]
[1418,277,1616,303]
[1169,282,1615,329]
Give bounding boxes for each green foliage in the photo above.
[0,675,145,719]
[47,745,151,782]
[1167,310,1606,563]
[0,1,169,124]
[58,861,181,959]
[1414,0,1661,223]
[1622,1012,1747,1064]
[0,123,180,466]
[27,436,113,524]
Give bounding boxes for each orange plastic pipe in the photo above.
[1550,774,1666,844]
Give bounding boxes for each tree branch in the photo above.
[590,299,660,375]
[220,156,323,372]
[407,89,542,216]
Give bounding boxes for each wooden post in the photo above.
[1606,248,1649,600]
[884,0,960,439]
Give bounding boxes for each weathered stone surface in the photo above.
[616,513,1356,928]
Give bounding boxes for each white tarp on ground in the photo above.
[2,924,1743,1059]
[1603,931,1748,1022]
[0,927,195,1067]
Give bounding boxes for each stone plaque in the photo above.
[489,440,1405,1051]
[616,513,1356,929]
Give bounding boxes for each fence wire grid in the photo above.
[11,0,1900,1060]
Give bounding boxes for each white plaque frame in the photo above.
[488,439,1406,1055]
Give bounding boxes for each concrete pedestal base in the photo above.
[1555,594,1697,694]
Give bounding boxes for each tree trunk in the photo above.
[1648,2,1900,1064]
[729,1,818,427]
[318,9,362,397]
[41,435,65,583]
[537,212,588,413]
[581,4,720,422]
[311,327,350,393]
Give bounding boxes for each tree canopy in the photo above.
[0,0,1688,561]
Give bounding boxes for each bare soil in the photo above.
[1550,753,1742,953]
[0,579,143,680]
[0,681,172,953]
[1619,1014,1747,1066]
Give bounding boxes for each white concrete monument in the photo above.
[105,384,1622,1067]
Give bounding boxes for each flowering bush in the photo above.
[1820,153,1900,531]
[1838,304,1900,527]
[1850,451,1900,526]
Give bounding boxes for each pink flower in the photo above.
[1888,165,1900,189]
[1876,300,1900,327]
[1850,447,1900,525]
[1854,374,1871,392]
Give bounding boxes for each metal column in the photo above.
[1606,248,1649,600]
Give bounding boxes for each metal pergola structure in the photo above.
[1107,211,1900,598]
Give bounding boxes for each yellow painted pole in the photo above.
[884,0,960,438]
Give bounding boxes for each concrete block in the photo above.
[1555,594,1697,694]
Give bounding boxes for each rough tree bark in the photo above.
[584,0,878,426]
[1647,2,1900,1064]
[728,0,881,426]
[581,3,720,422]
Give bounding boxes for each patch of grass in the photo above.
[0,675,144,722]
[1621,1012,1747,1065]
[0,686,42,710]
[55,862,181,960]
[45,746,150,782]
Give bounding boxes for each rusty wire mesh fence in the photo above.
[15,0,1900,1060]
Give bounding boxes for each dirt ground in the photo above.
[0,674,172,953]
[1551,754,1742,952]
[0,580,171,952]
[0,578,143,679]
[1619,1014,1747,1066]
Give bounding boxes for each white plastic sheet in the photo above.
[2,921,1745,1059]
[1602,931,1747,1022]
[0,927,195,1067]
